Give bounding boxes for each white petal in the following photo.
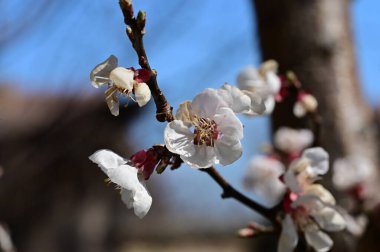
[164,120,196,157]
[213,107,243,140]
[191,88,228,118]
[265,71,281,93]
[304,230,333,252]
[263,96,275,114]
[217,84,251,113]
[302,147,329,175]
[181,145,216,168]
[293,102,306,117]
[284,169,302,193]
[274,127,314,154]
[242,90,267,115]
[214,136,242,166]
[312,207,346,232]
[278,215,298,252]
[134,82,151,107]
[90,55,118,88]
[89,149,126,174]
[175,101,193,123]
[304,184,336,205]
[121,179,152,219]
[107,164,140,190]
[109,67,134,90]
[236,66,265,90]
[105,86,120,116]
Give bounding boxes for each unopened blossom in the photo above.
[90,55,151,116]
[244,155,286,206]
[284,147,329,193]
[332,155,375,192]
[237,60,281,115]
[164,88,243,168]
[89,149,152,218]
[279,184,345,252]
[274,127,314,157]
[293,91,318,118]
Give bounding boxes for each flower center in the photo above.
[192,116,220,147]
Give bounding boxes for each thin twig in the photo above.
[118,0,278,225]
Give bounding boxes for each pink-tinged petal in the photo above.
[213,107,243,140]
[302,147,329,175]
[134,82,151,107]
[312,207,346,232]
[284,169,302,193]
[164,120,196,157]
[278,215,298,252]
[109,67,135,90]
[191,88,228,118]
[217,84,251,113]
[89,149,126,174]
[304,230,333,252]
[181,145,216,168]
[90,55,118,88]
[214,136,242,166]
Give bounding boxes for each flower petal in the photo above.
[312,207,346,232]
[293,102,306,117]
[134,82,151,107]
[90,55,118,88]
[214,136,242,166]
[89,149,126,174]
[105,86,120,116]
[109,67,135,90]
[217,84,251,113]
[237,65,265,91]
[181,145,216,168]
[278,215,298,252]
[191,88,228,118]
[120,179,152,219]
[274,127,314,154]
[242,90,267,115]
[175,101,193,123]
[302,147,329,175]
[213,107,243,140]
[304,230,333,252]
[164,120,195,157]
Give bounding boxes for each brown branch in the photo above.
[119,0,173,122]
[119,0,279,226]
[201,167,279,224]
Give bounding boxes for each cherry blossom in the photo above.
[90,55,151,116]
[164,88,243,168]
[243,155,286,206]
[89,149,152,218]
[237,60,281,115]
[274,127,314,159]
[284,147,329,193]
[279,184,345,252]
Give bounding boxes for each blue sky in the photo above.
[1,0,379,228]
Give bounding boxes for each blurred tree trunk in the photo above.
[252,0,379,251]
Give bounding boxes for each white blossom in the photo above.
[237,60,281,115]
[164,88,243,168]
[274,127,314,155]
[284,147,329,193]
[90,55,151,116]
[332,155,375,191]
[89,149,152,218]
[243,156,286,206]
[279,185,345,252]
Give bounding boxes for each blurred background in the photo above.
[0,0,379,251]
